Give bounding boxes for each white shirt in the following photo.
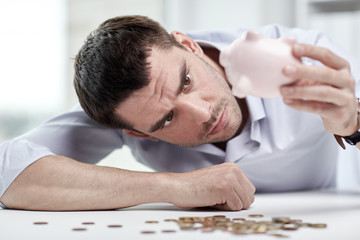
[1,24,359,208]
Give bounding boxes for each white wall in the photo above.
[0,0,67,142]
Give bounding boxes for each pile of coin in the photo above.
[164,214,326,237]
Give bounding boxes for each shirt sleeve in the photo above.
[0,104,124,200]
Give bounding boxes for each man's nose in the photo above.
[178,95,211,124]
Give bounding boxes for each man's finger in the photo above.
[283,63,351,89]
[292,43,350,70]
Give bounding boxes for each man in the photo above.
[0,15,359,211]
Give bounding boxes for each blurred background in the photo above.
[0,0,359,186]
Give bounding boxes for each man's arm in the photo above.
[0,155,255,211]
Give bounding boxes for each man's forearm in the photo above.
[0,155,171,211]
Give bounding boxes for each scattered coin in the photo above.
[33,222,48,225]
[310,223,327,228]
[145,220,159,224]
[162,229,176,233]
[281,223,299,231]
[108,224,123,228]
[290,219,302,224]
[268,233,289,238]
[169,215,326,236]
[82,222,95,225]
[164,219,178,222]
[141,230,156,234]
[72,228,87,231]
[272,217,291,224]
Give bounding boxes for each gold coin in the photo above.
[72,228,87,231]
[33,222,48,225]
[272,217,291,224]
[162,229,176,233]
[145,220,159,224]
[310,223,327,228]
[299,222,311,227]
[290,219,302,223]
[281,224,299,231]
[248,214,264,218]
[213,215,226,218]
[141,230,155,234]
[233,218,246,221]
[108,224,122,228]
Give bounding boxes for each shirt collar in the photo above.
[246,95,266,144]
[187,96,266,156]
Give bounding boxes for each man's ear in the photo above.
[123,129,159,142]
[171,31,204,56]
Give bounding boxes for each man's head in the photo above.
[74,15,244,146]
[74,15,183,130]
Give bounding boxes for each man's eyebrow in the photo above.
[148,60,187,133]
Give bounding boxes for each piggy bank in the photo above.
[219,31,301,98]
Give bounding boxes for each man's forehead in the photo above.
[116,49,181,130]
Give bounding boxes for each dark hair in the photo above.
[74,15,183,130]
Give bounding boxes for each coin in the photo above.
[141,230,155,234]
[145,220,159,224]
[162,229,176,233]
[268,233,289,238]
[168,215,326,237]
[108,224,123,228]
[82,222,95,225]
[248,214,264,218]
[281,224,299,231]
[272,217,291,224]
[310,223,327,228]
[164,219,178,222]
[72,228,87,231]
[290,219,302,224]
[33,222,48,225]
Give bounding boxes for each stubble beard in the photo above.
[195,60,242,145]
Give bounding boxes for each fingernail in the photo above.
[281,87,294,95]
[284,65,297,75]
[294,44,305,54]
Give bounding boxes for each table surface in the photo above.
[1,189,359,240]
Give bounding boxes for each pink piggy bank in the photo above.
[219,31,301,98]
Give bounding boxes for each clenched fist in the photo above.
[167,162,255,211]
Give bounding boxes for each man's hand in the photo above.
[280,43,358,137]
[169,163,256,211]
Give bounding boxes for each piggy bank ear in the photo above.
[219,46,231,67]
[245,31,262,41]
[231,75,252,98]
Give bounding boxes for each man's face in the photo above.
[117,37,243,147]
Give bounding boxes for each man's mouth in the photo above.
[209,107,228,136]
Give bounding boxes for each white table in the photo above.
[1,189,359,240]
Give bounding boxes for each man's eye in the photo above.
[163,111,173,127]
[183,74,191,91]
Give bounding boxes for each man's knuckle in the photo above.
[321,49,333,62]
